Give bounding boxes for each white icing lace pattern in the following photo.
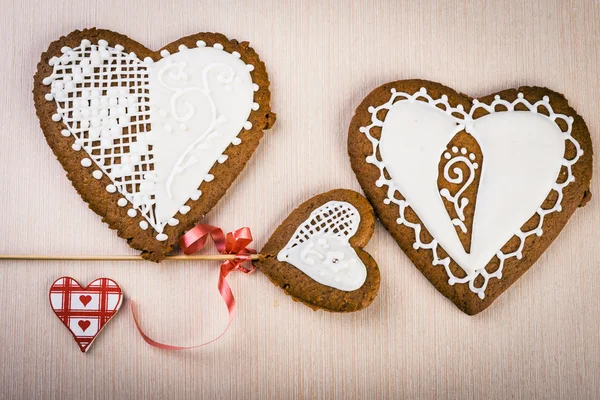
[43,40,162,231]
[282,201,360,250]
[359,88,583,299]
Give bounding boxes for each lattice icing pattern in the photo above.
[43,39,258,241]
[280,201,360,250]
[277,201,366,291]
[359,88,583,299]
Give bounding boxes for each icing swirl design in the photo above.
[157,61,238,199]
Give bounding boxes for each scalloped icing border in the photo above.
[359,87,583,299]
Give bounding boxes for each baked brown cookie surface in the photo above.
[33,29,275,261]
[349,79,593,315]
[255,189,380,312]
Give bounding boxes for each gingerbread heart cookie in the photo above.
[33,29,275,261]
[255,189,380,312]
[349,80,593,315]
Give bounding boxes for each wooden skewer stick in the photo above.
[0,254,261,261]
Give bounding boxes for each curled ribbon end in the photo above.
[133,224,256,350]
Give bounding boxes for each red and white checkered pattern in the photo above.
[49,277,123,353]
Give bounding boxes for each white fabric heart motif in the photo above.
[360,88,583,298]
[42,39,258,241]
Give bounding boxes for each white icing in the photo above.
[167,218,179,226]
[277,201,367,291]
[43,39,256,241]
[156,233,168,241]
[190,189,202,201]
[179,205,190,214]
[360,88,582,298]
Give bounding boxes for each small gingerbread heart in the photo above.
[255,189,380,312]
[33,29,275,261]
[49,277,123,352]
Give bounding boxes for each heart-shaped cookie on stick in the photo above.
[131,190,380,349]
[349,79,593,315]
[255,189,381,312]
[33,29,275,261]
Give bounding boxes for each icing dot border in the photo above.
[359,87,583,299]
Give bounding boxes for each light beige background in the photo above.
[0,0,599,399]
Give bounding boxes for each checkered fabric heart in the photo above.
[49,277,123,352]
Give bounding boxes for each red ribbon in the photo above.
[131,224,256,350]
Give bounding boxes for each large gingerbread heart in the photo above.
[33,29,275,261]
[349,80,593,315]
[255,189,381,312]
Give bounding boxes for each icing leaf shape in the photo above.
[437,130,483,253]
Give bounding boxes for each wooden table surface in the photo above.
[1,0,599,398]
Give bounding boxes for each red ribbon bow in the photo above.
[131,224,256,350]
